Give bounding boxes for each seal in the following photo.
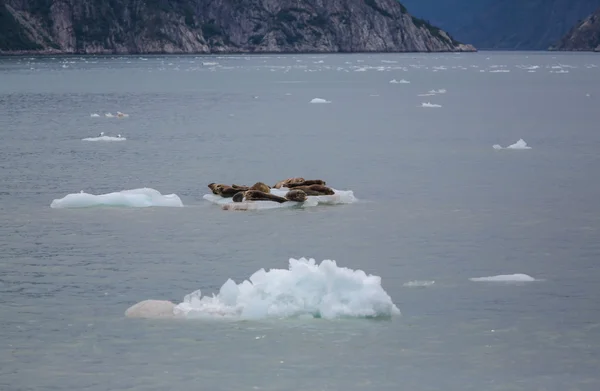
[273,177,305,189]
[287,179,327,188]
[212,184,242,198]
[250,182,271,193]
[232,191,245,203]
[244,190,287,203]
[288,184,335,196]
[285,189,307,202]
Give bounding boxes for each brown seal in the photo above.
[288,184,335,196]
[217,186,242,198]
[287,179,327,188]
[250,182,270,193]
[244,190,288,203]
[273,177,305,189]
[285,189,307,202]
[232,191,245,202]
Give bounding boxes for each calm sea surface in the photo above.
[1,52,599,391]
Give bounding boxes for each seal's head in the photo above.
[208,183,219,194]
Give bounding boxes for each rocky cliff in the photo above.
[0,0,475,54]
[400,0,600,50]
[550,7,600,51]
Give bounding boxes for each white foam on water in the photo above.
[428,89,446,94]
[203,187,357,211]
[389,79,410,84]
[421,102,442,108]
[174,257,401,320]
[82,135,126,142]
[469,274,536,282]
[403,280,435,287]
[489,69,510,73]
[310,98,331,104]
[492,144,503,150]
[50,188,183,209]
[418,93,436,97]
[90,113,100,117]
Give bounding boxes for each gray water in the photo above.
[1,52,599,391]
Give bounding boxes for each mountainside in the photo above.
[551,7,600,51]
[0,0,475,54]
[401,0,600,50]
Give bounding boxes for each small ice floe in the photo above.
[403,280,435,287]
[469,274,536,282]
[105,113,114,118]
[390,79,410,84]
[421,102,441,108]
[90,113,100,117]
[310,98,331,104]
[493,139,531,150]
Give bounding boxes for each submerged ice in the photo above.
[50,188,184,208]
[174,257,401,320]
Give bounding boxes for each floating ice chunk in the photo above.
[203,187,357,211]
[125,300,183,319]
[310,98,331,104]
[171,257,401,320]
[403,280,435,287]
[421,102,442,108]
[50,187,184,208]
[493,139,531,150]
[469,274,536,282]
[82,135,126,141]
[506,139,531,149]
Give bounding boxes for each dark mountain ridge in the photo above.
[0,0,475,54]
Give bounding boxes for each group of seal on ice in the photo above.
[208,178,334,204]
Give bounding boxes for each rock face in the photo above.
[400,0,600,50]
[0,0,475,54]
[551,7,600,51]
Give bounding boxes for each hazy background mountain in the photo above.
[401,0,600,49]
[551,6,600,51]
